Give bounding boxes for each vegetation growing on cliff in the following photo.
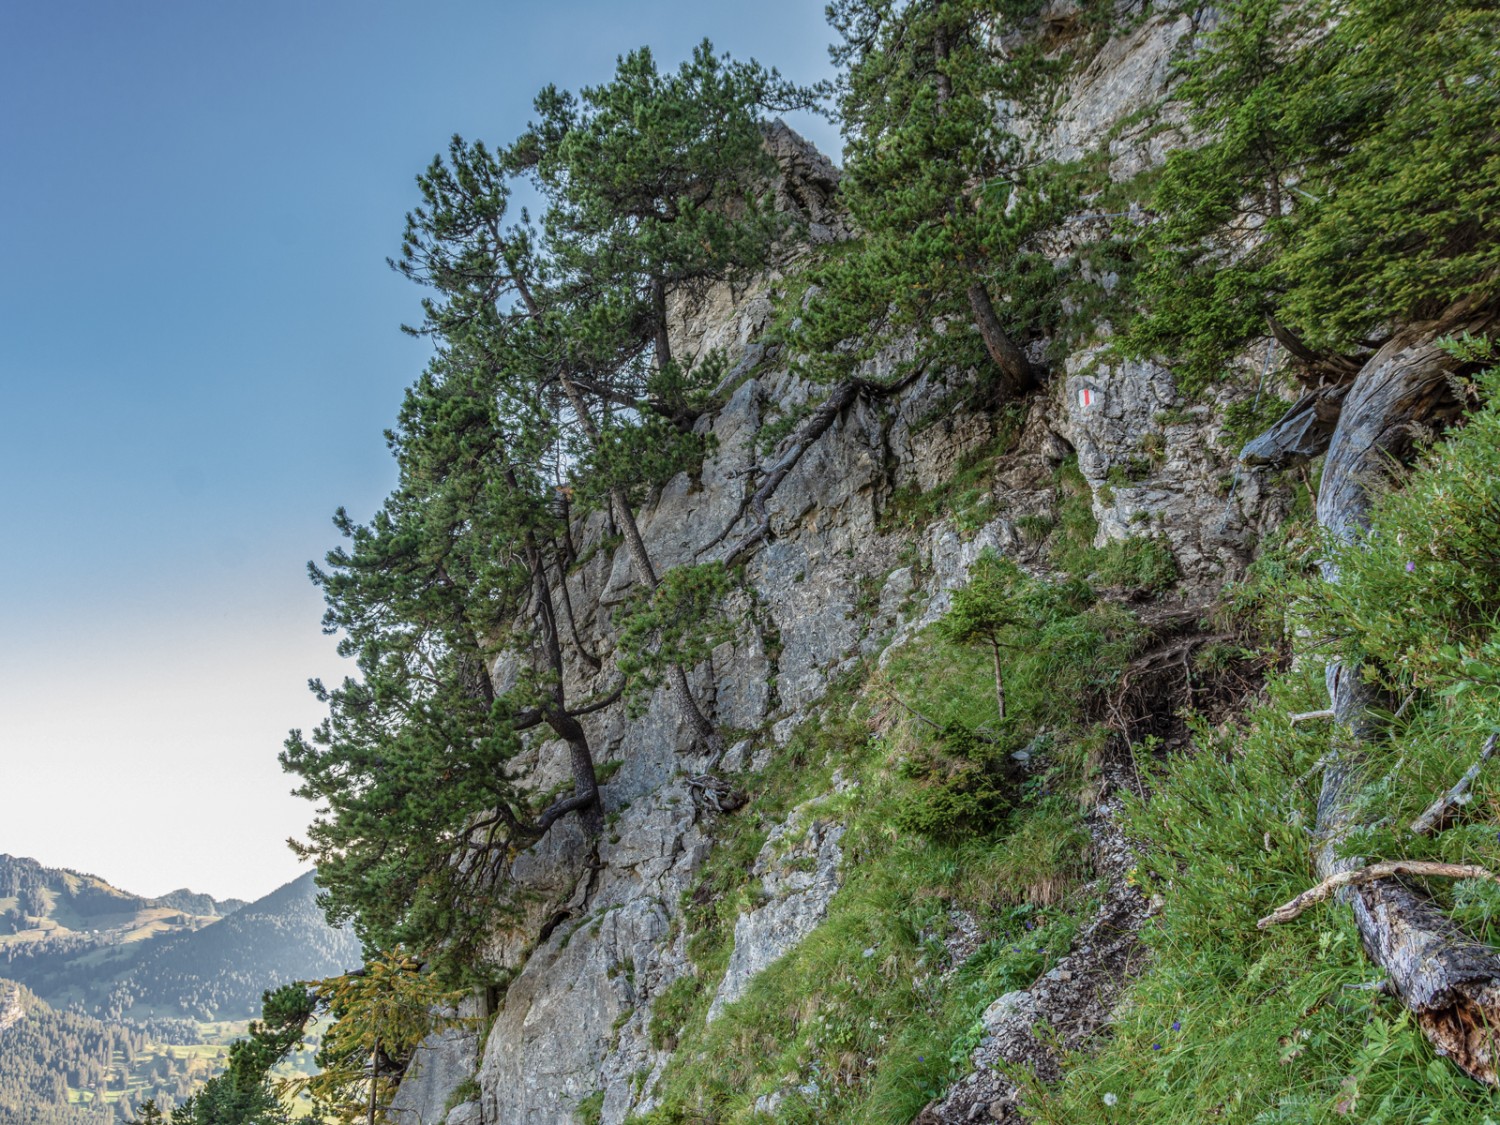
[1032,361,1500,1122]
[1126,0,1500,390]
[276,0,1500,1117]
[625,596,1135,1124]
[784,0,1057,394]
[283,43,816,976]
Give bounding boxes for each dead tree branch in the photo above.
[1258,861,1497,929]
[1411,733,1500,837]
[1289,709,1336,725]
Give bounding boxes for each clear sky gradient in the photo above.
[0,1,838,902]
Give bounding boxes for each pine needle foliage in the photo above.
[781,0,1079,393]
[285,42,817,969]
[1126,0,1500,390]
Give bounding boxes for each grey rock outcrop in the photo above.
[708,791,849,1021]
[1023,6,1198,179]
[1061,346,1284,588]
[388,1021,481,1125]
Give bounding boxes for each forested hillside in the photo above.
[0,863,359,1122]
[0,980,227,1125]
[177,0,1500,1122]
[98,873,362,1021]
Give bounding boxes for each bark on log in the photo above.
[1287,301,1500,1084]
[1238,382,1351,468]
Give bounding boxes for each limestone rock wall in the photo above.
[393,11,1297,1124]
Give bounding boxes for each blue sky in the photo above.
[0,1,838,901]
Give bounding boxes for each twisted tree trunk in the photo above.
[1247,302,1500,1082]
[554,372,723,756]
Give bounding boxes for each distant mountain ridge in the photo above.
[93,871,363,1020]
[0,854,242,947]
[0,855,360,1021]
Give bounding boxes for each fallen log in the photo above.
[1258,300,1500,1083]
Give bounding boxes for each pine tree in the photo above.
[395,45,816,755]
[288,41,814,963]
[787,0,1069,394]
[942,551,1091,724]
[282,347,612,963]
[1125,0,1500,390]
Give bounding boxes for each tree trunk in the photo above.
[720,376,863,566]
[368,1039,379,1125]
[714,368,924,567]
[1265,302,1500,1083]
[511,469,604,836]
[966,282,1036,399]
[508,259,718,754]
[932,29,1036,400]
[609,487,723,755]
[651,276,673,374]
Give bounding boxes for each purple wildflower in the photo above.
[1152,1043,1162,1051]
[1171,1021,1181,1032]
[1406,561,1416,573]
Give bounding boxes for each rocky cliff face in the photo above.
[397,10,1293,1124]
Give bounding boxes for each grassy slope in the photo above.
[622,465,1166,1123]
[620,370,1500,1124]
[1031,374,1500,1124]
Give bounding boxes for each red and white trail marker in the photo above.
[1077,386,1097,408]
